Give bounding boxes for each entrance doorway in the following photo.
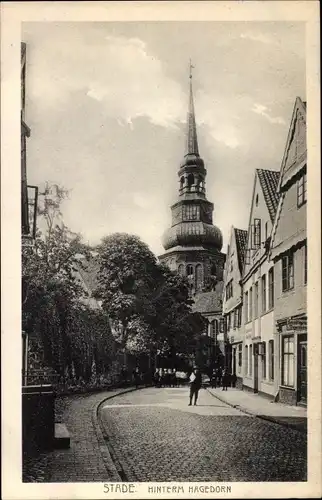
[298,339,307,405]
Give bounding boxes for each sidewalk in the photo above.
[23,386,137,482]
[207,387,307,433]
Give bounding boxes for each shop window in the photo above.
[269,340,274,380]
[268,268,274,309]
[297,171,307,207]
[254,282,259,318]
[282,336,294,387]
[282,252,294,292]
[261,274,267,313]
[262,342,267,379]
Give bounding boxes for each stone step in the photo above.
[54,423,70,449]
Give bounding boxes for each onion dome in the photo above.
[162,221,223,252]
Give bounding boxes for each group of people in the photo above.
[153,368,187,388]
[210,367,236,390]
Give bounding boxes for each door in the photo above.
[298,340,307,405]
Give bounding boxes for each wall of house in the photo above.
[223,232,243,314]
[243,175,274,278]
[274,244,307,322]
[241,172,276,396]
[242,258,275,395]
[272,179,306,251]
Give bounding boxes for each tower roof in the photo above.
[185,67,199,157]
[180,61,204,170]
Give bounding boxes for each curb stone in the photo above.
[206,388,307,434]
[93,386,144,480]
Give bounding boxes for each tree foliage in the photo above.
[22,183,117,388]
[95,233,205,362]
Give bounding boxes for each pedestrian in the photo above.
[231,372,237,388]
[133,367,140,389]
[210,368,217,388]
[222,368,230,391]
[216,366,222,388]
[164,369,170,387]
[188,367,202,406]
[160,368,165,387]
[154,369,160,387]
[171,368,177,387]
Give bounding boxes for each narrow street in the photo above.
[99,387,307,482]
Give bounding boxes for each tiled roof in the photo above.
[234,228,248,273]
[257,169,280,222]
[192,285,223,315]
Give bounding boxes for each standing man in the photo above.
[188,367,202,406]
[222,368,230,391]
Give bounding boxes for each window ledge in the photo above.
[279,385,295,390]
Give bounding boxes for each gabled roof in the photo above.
[234,228,248,273]
[256,169,280,222]
[277,96,307,192]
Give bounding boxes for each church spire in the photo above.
[185,60,199,157]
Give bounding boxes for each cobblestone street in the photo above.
[99,387,307,482]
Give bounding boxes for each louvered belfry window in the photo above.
[182,204,200,221]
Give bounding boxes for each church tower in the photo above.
[159,64,226,296]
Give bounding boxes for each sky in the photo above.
[22,21,306,256]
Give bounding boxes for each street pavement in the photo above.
[99,387,307,482]
[207,387,307,433]
[23,388,134,482]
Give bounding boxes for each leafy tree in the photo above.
[95,234,206,367]
[22,183,114,386]
[95,233,158,360]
